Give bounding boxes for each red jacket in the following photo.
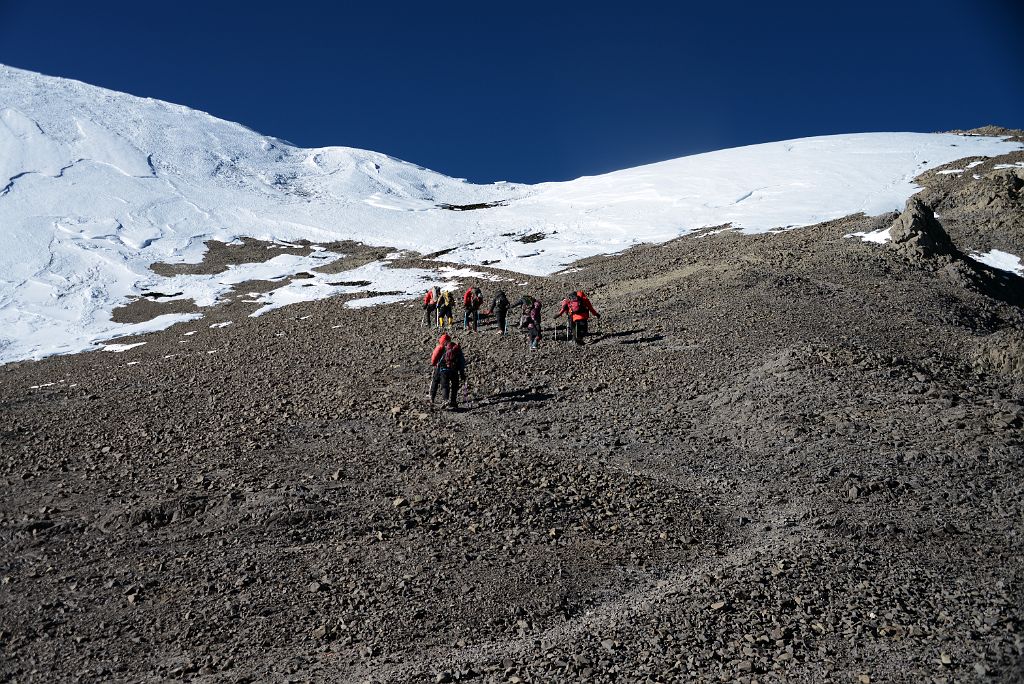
[463,288,483,309]
[430,333,451,366]
[423,289,435,306]
[559,292,598,322]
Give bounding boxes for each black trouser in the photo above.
[464,308,479,331]
[437,306,453,326]
[494,308,507,333]
[429,368,461,406]
[429,367,441,403]
[443,371,461,408]
[572,318,589,344]
[423,304,436,326]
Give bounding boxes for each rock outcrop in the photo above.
[887,197,956,266]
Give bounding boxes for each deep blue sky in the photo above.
[1,0,1020,183]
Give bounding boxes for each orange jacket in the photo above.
[558,292,598,322]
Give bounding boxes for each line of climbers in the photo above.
[422,286,600,347]
[423,286,601,411]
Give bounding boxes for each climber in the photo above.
[526,298,543,350]
[487,290,510,335]
[436,288,456,329]
[429,333,467,410]
[422,286,440,327]
[555,290,600,345]
[463,286,484,332]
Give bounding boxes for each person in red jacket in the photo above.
[462,286,484,332]
[428,332,451,405]
[422,286,440,327]
[555,290,600,345]
[428,333,467,409]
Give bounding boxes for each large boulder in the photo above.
[888,197,956,266]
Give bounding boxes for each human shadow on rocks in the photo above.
[593,328,645,339]
[620,334,665,345]
[478,388,555,406]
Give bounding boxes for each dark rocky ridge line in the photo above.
[1,148,1023,683]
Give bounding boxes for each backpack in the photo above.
[441,342,460,372]
[568,293,585,315]
[439,291,453,308]
[494,292,508,311]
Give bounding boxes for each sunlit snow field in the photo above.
[1,63,1022,363]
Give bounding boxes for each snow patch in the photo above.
[102,341,147,352]
[969,249,1024,276]
[247,260,492,316]
[846,227,892,244]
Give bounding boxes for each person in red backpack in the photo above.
[462,286,484,332]
[431,336,467,410]
[422,286,440,327]
[555,290,599,345]
[428,332,451,406]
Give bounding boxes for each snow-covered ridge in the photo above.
[1,63,1021,363]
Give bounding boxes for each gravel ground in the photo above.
[1,153,1023,683]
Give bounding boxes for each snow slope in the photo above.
[1,64,1020,363]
